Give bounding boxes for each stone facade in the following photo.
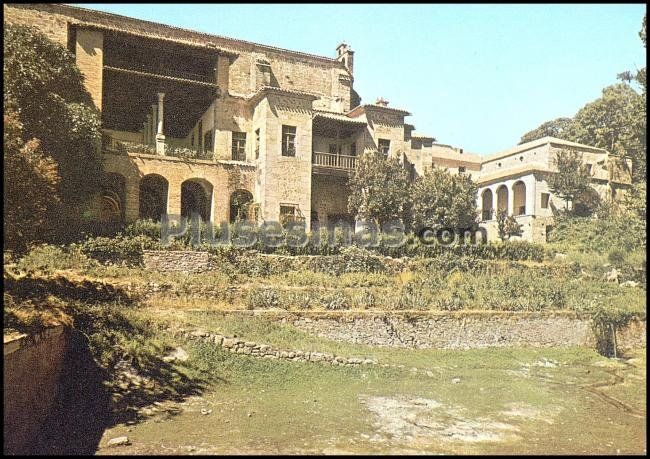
[176,310,646,352]
[142,250,213,273]
[4,4,633,242]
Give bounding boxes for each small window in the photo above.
[458,166,466,173]
[282,125,296,157]
[203,129,213,154]
[541,192,550,209]
[190,133,195,147]
[459,148,464,154]
[255,129,260,159]
[350,142,356,156]
[280,204,297,225]
[329,143,339,155]
[231,131,247,161]
[519,156,524,161]
[585,163,593,174]
[497,162,502,167]
[378,139,390,156]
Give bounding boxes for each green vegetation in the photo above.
[4,24,103,249]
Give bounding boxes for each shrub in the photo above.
[246,288,279,309]
[607,248,627,266]
[77,235,162,266]
[124,219,161,240]
[16,244,97,273]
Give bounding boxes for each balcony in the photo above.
[312,151,357,175]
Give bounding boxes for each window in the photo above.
[350,142,356,156]
[280,204,297,225]
[378,139,390,156]
[541,192,550,209]
[255,129,260,159]
[203,129,213,154]
[190,133,194,147]
[282,125,296,157]
[585,163,593,174]
[231,131,247,161]
[458,166,466,173]
[329,143,339,155]
[412,139,422,149]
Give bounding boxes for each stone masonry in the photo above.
[4,4,633,242]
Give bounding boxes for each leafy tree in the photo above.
[411,167,478,231]
[347,149,410,228]
[622,181,646,220]
[4,110,61,253]
[519,117,573,144]
[566,84,645,178]
[3,24,102,237]
[547,149,592,212]
[496,210,522,241]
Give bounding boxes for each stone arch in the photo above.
[98,172,125,223]
[229,189,253,223]
[181,178,213,222]
[481,189,493,221]
[513,181,526,216]
[139,174,168,221]
[496,185,509,214]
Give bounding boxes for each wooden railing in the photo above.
[312,151,357,170]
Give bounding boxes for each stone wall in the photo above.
[3,326,69,455]
[142,250,214,273]
[193,310,646,352]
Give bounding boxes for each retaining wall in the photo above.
[3,326,69,454]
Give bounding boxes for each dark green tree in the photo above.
[547,149,592,212]
[4,24,103,238]
[519,117,573,144]
[411,167,478,231]
[4,109,61,253]
[496,210,522,241]
[347,149,410,228]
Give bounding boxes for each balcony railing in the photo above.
[312,151,357,170]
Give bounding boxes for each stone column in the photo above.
[507,181,514,216]
[156,93,166,155]
[124,177,140,223]
[525,175,536,216]
[167,179,182,216]
[150,105,157,145]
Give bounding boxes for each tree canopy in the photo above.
[347,150,411,228]
[547,149,592,212]
[410,167,478,231]
[4,110,61,253]
[3,24,103,226]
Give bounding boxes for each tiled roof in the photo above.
[313,111,367,125]
[347,104,411,117]
[10,4,343,65]
[483,136,608,162]
[247,86,320,105]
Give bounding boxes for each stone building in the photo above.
[4,4,633,242]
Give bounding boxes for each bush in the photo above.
[77,235,162,266]
[124,219,161,240]
[607,248,627,266]
[15,244,97,273]
[246,288,279,309]
[548,215,646,254]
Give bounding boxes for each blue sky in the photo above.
[77,3,646,155]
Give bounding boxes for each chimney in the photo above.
[375,97,389,107]
[336,42,354,75]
